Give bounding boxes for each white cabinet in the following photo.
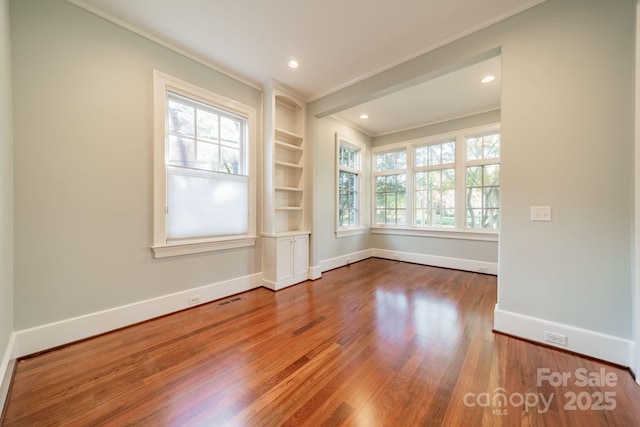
[262,80,310,290]
[263,233,309,290]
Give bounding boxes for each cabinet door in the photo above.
[292,234,309,278]
[276,237,293,282]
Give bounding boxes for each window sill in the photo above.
[152,236,257,258]
[335,227,367,238]
[370,226,498,242]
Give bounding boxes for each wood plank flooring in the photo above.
[2,258,639,426]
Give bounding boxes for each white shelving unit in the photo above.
[262,80,309,290]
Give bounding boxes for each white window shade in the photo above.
[166,166,248,240]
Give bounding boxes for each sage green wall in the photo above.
[10,0,262,329]
[312,116,371,265]
[1,0,14,355]
[310,0,634,339]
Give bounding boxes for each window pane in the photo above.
[428,145,440,166]
[196,140,218,171]
[220,116,240,145]
[483,134,500,159]
[168,100,195,136]
[397,210,407,225]
[385,210,397,224]
[442,189,455,209]
[415,147,428,167]
[467,188,483,208]
[397,151,407,169]
[483,164,500,186]
[197,109,219,142]
[442,141,455,164]
[466,166,481,187]
[484,187,500,208]
[442,169,455,188]
[428,170,441,188]
[467,137,483,161]
[220,146,240,174]
[483,209,499,229]
[385,152,395,170]
[168,135,195,167]
[466,208,482,228]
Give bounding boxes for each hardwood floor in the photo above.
[2,258,639,426]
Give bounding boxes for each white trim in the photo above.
[335,227,367,238]
[318,249,375,273]
[309,265,322,280]
[65,0,262,92]
[315,248,496,277]
[494,306,632,367]
[0,332,16,414]
[336,133,366,232]
[152,71,257,258]
[371,226,498,242]
[152,237,257,258]
[14,274,262,358]
[372,248,497,275]
[634,0,640,385]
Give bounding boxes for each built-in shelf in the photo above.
[275,127,303,141]
[275,140,303,152]
[275,160,303,169]
[263,80,309,289]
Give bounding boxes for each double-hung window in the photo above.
[374,149,407,226]
[465,133,500,229]
[336,134,365,235]
[152,71,256,258]
[415,140,456,228]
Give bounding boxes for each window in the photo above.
[336,134,366,236]
[415,140,456,228]
[371,124,500,240]
[465,133,500,229]
[153,71,256,258]
[374,149,407,226]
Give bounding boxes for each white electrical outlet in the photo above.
[545,331,568,346]
[188,295,201,305]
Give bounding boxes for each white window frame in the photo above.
[464,132,501,230]
[335,134,366,237]
[372,147,409,227]
[152,71,257,258]
[370,123,500,242]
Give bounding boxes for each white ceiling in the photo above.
[68,0,542,134]
[334,55,502,136]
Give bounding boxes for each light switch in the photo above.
[531,206,552,221]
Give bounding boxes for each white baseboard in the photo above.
[372,248,498,275]
[494,305,632,367]
[631,341,639,385]
[315,248,496,278]
[318,249,374,274]
[309,265,322,280]
[0,333,17,414]
[14,273,262,358]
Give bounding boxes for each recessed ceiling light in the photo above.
[288,60,299,69]
[360,114,369,119]
[481,75,496,83]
